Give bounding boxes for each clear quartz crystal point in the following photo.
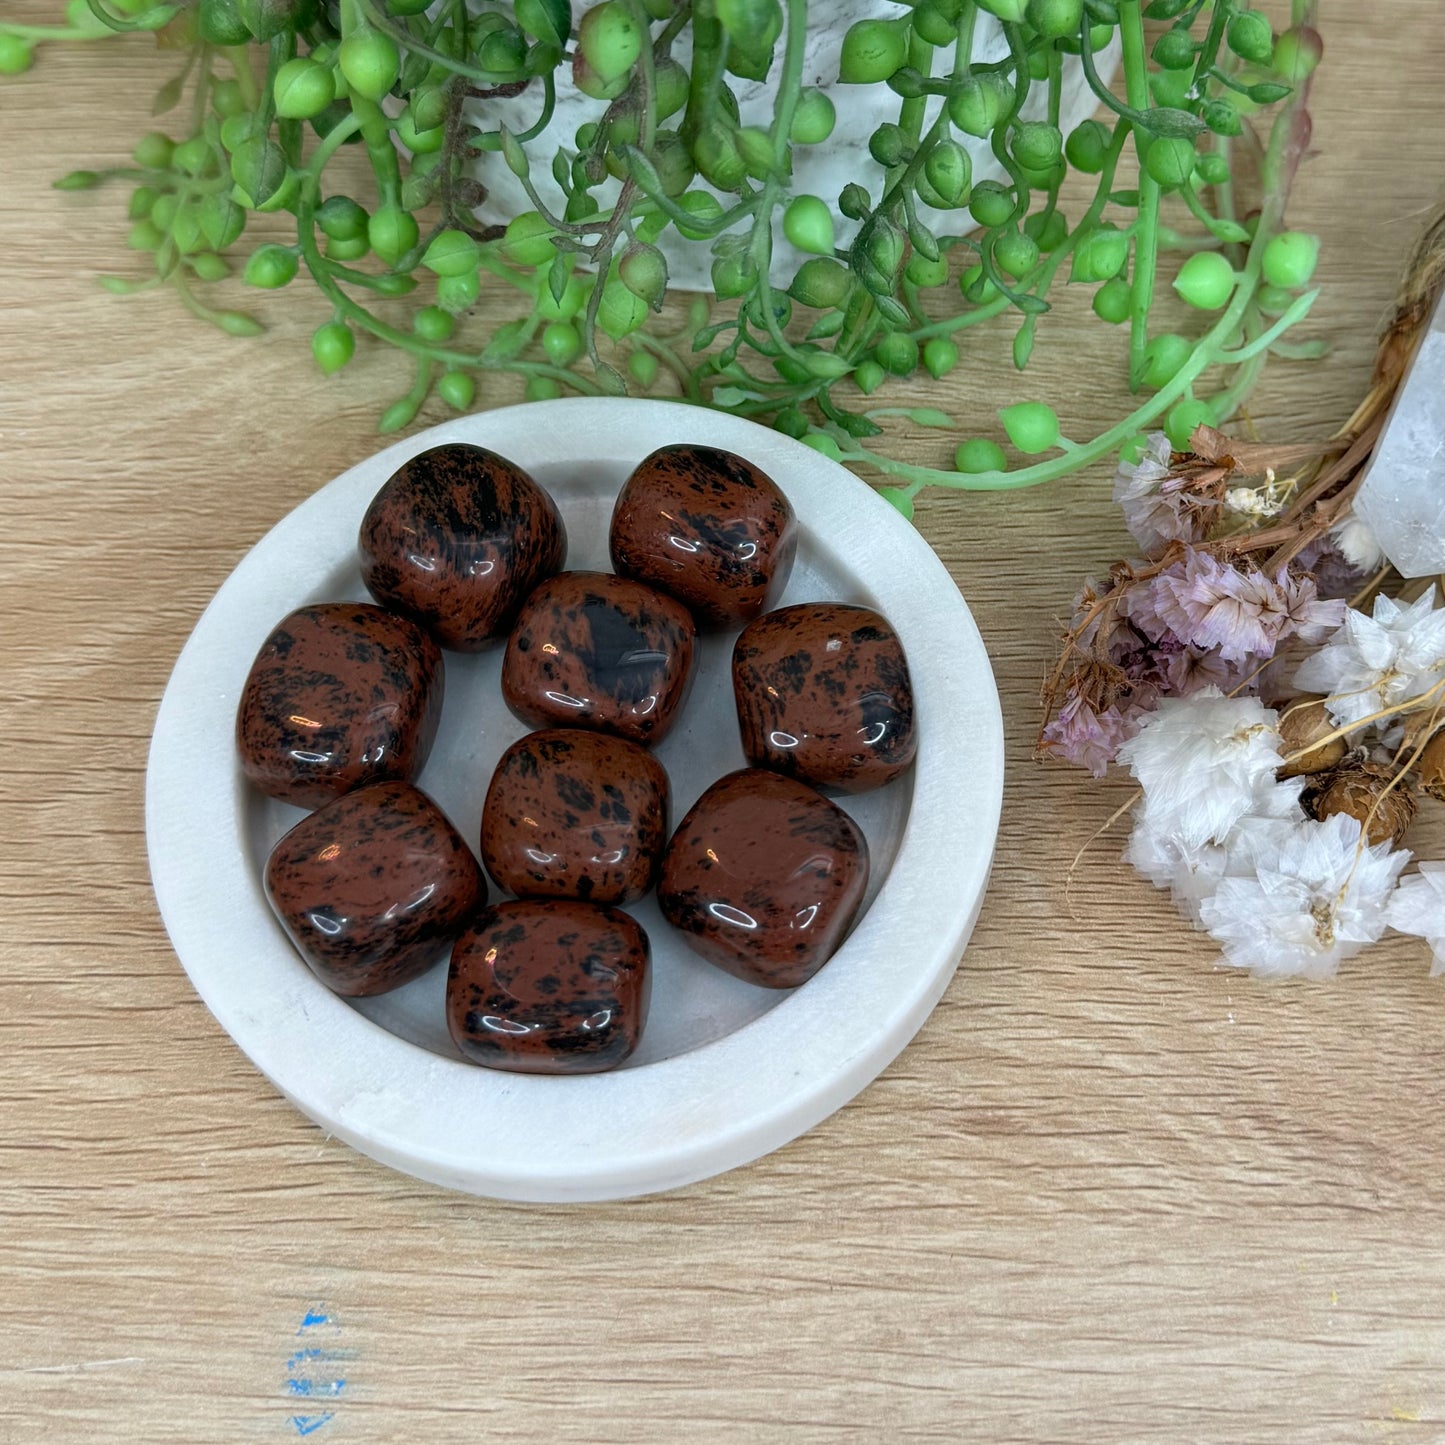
[1353,286,1445,578]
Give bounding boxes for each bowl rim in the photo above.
[145,397,1003,1202]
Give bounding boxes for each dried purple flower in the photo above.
[1112,433,1206,558]
[1068,579,1130,656]
[1295,535,1369,601]
[1154,645,1244,696]
[1039,691,1144,777]
[1127,550,1344,663]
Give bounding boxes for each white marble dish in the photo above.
[146,398,1003,1201]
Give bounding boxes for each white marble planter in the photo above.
[468,2,1119,288]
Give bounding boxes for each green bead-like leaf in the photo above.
[421,229,482,277]
[199,194,246,250]
[908,220,940,264]
[216,310,266,337]
[500,127,530,179]
[789,258,851,310]
[379,394,424,434]
[955,438,1008,474]
[1201,99,1244,137]
[974,0,1026,21]
[873,295,910,327]
[801,351,852,380]
[878,488,915,520]
[481,318,530,363]
[595,363,629,396]
[515,0,570,47]
[619,242,668,310]
[717,0,782,57]
[1012,320,1036,370]
[999,400,1060,453]
[548,254,569,305]
[1138,106,1206,139]
[838,18,907,84]
[1246,81,1292,105]
[923,140,971,207]
[229,137,287,209]
[922,337,958,379]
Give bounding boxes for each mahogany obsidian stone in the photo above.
[608,444,797,629]
[447,899,651,1074]
[501,570,696,745]
[358,443,566,652]
[264,780,486,997]
[658,768,869,989]
[731,602,917,793]
[481,729,670,905]
[235,601,444,809]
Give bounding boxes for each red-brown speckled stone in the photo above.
[658,768,869,989]
[235,602,444,809]
[481,729,670,905]
[264,780,486,997]
[732,603,917,793]
[501,570,696,745]
[359,443,566,652]
[608,444,797,629]
[447,900,651,1074]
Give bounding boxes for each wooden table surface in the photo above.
[4,5,1444,1441]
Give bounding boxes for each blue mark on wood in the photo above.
[289,1413,335,1436]
[286,1374,347,1397]
[285,1306,350,1436]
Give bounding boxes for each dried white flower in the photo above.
[1126,809,1303,924]
[1252,780,1315,820]
[1294,587,1445,728]
[1124,824,1228,923]
[1116,688,1296,850]
[1198,813,1410,979]
[1386,862,1445,974]
[1330,513,1385,574]
[1224,473,1287,520]
[1223,486,1266,518]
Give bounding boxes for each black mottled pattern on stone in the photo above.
[501,570,696,745]
[235,602,445,809]
[608,444,797,629]
[447,899,651,1074]
[264,780,486,997]
[657,767,869,989]
[358,443,566,653]
[480,729,669,905]
[732,603,916,794]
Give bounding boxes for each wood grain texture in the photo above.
[2,5,1444,1441]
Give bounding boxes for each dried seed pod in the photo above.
[1306,762,1417,847]
[1415,728,1445,802]
[1277,695,1348,779]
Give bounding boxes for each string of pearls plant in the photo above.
[6,0,1324,510]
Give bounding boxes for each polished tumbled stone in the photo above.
[609,444,797,629]
[265,780,485,997]
[481,728,670,905]
[501,570,696,745]
[359,442,566,652]
[447,899,651,1074]
[732,602,916,793]
[235,601,444,809]
[658,768,869,989]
